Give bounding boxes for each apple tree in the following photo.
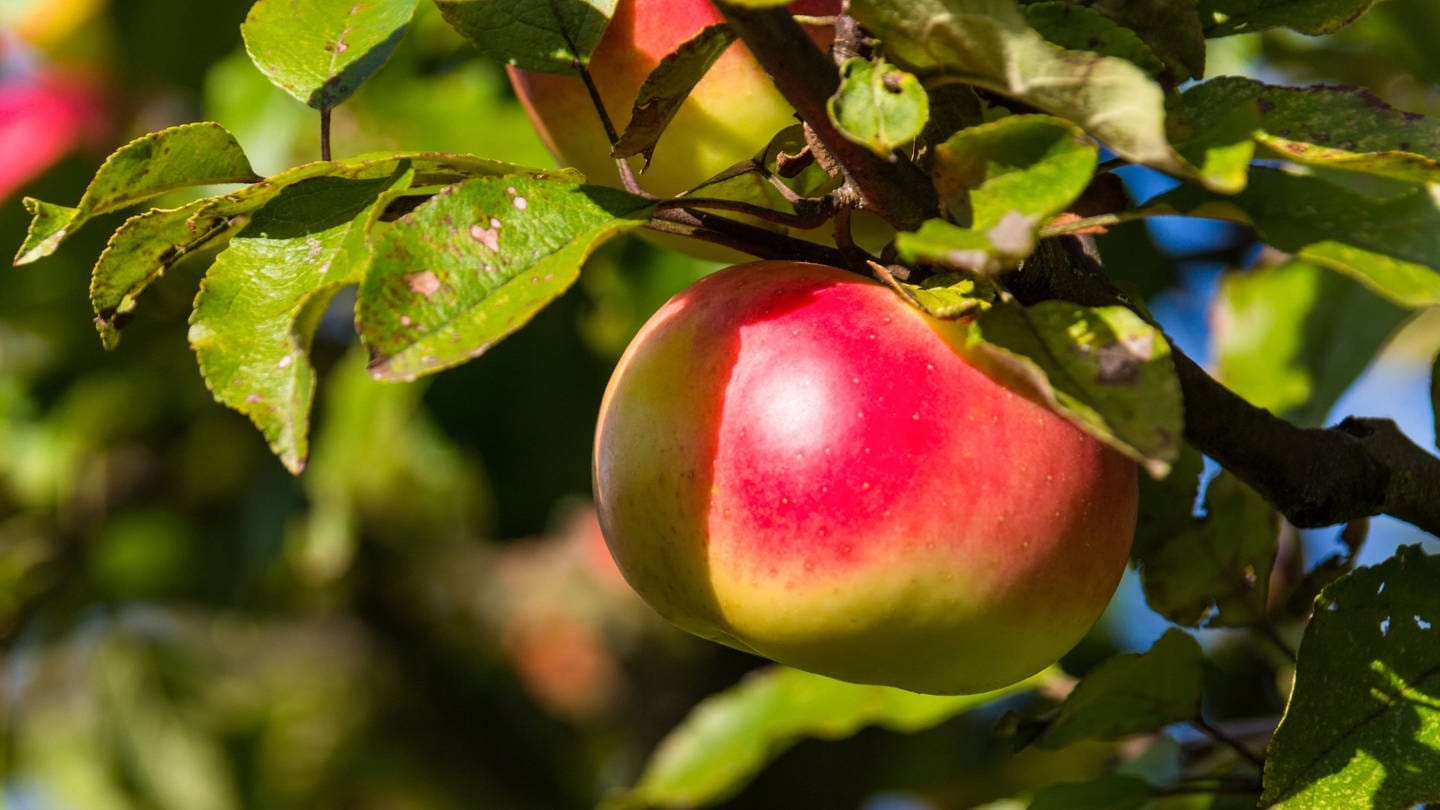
[8,0,1440,807]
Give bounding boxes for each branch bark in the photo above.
[647,206,848,266]
[710,2,936,230]
[1021,240,1440,537]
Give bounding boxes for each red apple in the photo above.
[592,262,1138,694]
[509,0,838,199]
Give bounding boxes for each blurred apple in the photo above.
[0,69,110,202]
[507,0,847,259]
[508,0,838,198]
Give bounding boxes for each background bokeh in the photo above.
[2,1,1437,807]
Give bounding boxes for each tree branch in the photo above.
[1014,239,1440,537]
[647,206,849,266]
[710,2,936,229]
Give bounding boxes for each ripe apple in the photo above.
[592,262,1138,694]
[508,0,839,200]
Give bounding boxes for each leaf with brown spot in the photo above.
[15,122,258,265]
[357,176,651,381]
[190,167,414,473]
[1168,77,1440,192]
[612,23,736,167]
[965,299,1182,476]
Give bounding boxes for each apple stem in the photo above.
[319,105,332,162]
[573,62,620,147]
[833,204,855,251]
[569,61,656,198]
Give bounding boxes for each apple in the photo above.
[0,69,109,203]
[592,262,1138,694]
[508,0,839,200]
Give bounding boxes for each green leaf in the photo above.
[241,0,418,109]
[887,271,997,319]
[1132,472,1278,628]
[1212,260,1410,427]
[1021,3,1167,80]
[931,114,1099,230]
[357,176,651,381]
[614,665,1049,810]
[896,217,1037,275]
[90,201,241,349]
[87,151,558,350]
[1284,519,1370,620]
[1199,0,1375,37]
[1135,443,1204,559]
[1158,167,1440,308]
[1169,77,1440,191]
[966,299,1182,476]
[435,0,617,73]
[189,167,412,474]
[13,122,258,265]
[1091,0,1206,82]
[848,0,1204,185]
[1039,630,1203,749]
[899,115,1098,274]
[195,152,568,222]
[828,57,930,157]
[1029,775,1152,810]
[1262,546,1440,809]
[611,23,737,165]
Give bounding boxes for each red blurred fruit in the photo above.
[508,0,838,199]
[0,69,109,202]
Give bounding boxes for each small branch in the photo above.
[654,195,834,229]
[1153,778,1263,798]
[1096,155,1129,173]
[647,206,849,267]
[1253,621,1299,664]
[710,2,936,229]
[1192,718,1267,772]
[320,105,333,161]
[1039,206,1167,237]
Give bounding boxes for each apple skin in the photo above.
[593,262,1138,694]
[508,0,839,200]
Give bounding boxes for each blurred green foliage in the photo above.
[2,1,1438,808]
